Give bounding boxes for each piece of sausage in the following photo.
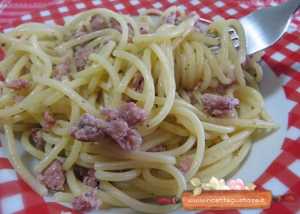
[201,93,239,117]
[53,58,71,80]
[6,79,29,90]
[41,111,56,130]
[74,46,94,71]
[72,190,101,211]
[102,102,147,126]
[38,160,65,191]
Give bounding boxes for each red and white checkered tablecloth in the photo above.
[0,0,299,214]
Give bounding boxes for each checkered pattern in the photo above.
[0,0,299,213]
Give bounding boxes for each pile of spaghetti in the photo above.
[0,7,278,213]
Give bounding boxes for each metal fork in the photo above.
[240,0,300,55]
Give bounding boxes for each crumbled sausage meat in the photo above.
[201,93,239,117]
[109,18,134,42]
[53,58,71,80]
[6,79,29,90]
[38,160,65,191]
[41,111,56,130]
[104,120,143,151]
[74,46,94,71]
[72,190,101,211]
[70,113,106,142]
[83,169,98,188]
[102,102,147,126]
[74,165,99,188]
[71,103,146,151]
[178,156,193,174]
[90,15,108,31]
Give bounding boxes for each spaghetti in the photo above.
[0,7,278,213]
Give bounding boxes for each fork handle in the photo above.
[285,0,300,13]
